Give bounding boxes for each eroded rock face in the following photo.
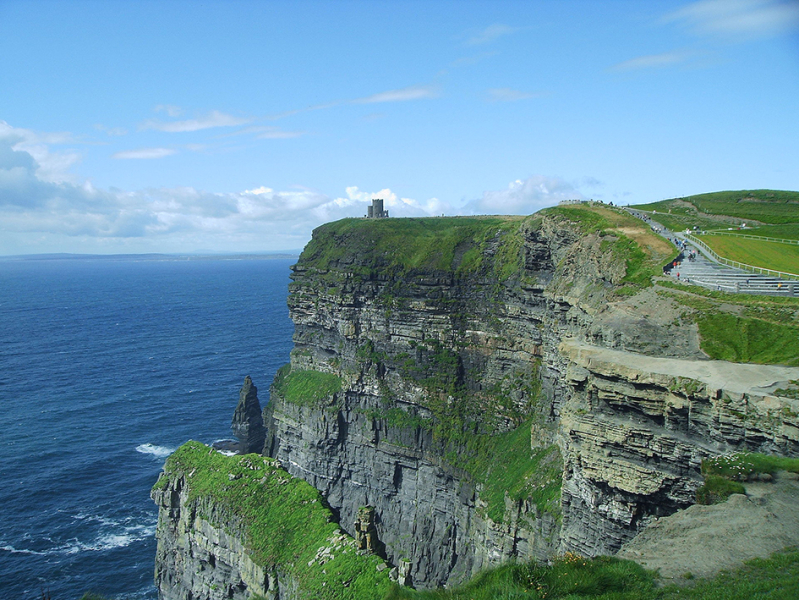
[231,376,266,455]
[557,340,799,554]
[257,212,799,588]
[152,474,284,600]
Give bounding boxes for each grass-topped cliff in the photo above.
[152,193,799,600]
[282,203,679,524]
[296,204,673,295]
[153,442,394,599]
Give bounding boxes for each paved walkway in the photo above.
[625,208,798,297]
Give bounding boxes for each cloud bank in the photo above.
[0,122,451,254]
[463,176,585,215]
[0,122,589,255]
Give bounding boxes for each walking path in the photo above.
[625,208,798,297]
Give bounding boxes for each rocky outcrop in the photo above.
[151,441,394,600]
[231,376,266,455]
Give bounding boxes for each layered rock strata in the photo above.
[261,211,799,588]
[154,207,799,598]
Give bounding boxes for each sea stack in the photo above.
[231,375,266,454]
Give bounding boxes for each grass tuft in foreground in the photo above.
[696,452,799,504]
[385,548,799,600]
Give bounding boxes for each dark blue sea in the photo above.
[0,256,296,600]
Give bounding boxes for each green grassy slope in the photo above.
[299,215,527,280]
[634,190,799,225]
[699,235,799,275]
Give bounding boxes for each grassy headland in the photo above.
[154,442,393,599]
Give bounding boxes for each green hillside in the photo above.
[634,190,799,227]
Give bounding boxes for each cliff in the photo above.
[154,203,799,597]
[261,206,799,588]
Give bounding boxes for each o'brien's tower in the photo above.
[366,198,389,219]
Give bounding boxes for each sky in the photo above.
[1,0,798,255]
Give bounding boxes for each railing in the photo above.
[680,233,799,281]
[701,231,799,245]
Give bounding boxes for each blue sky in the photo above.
[1,0,798,255]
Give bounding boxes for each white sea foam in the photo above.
[136,443,175,458]
[1,544,48,556]
[3,518,158,557]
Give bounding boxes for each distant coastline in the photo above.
[0,251,301,262]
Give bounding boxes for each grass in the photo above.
[155,442,393,599]
[722,223,799,240]
[701,452,799,481]
[449,422,563,522]
[386,553,658,600]
[694,312,799,366]
[634,190,799,225]
[271,364,343,406]
[695,475,746,505]
[299,216,528,281]
[655,284,799,366]
[384,548,799,600]
[697,235,799,275]
[695,452,799,505]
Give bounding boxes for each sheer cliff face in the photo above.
[261,210,799,588]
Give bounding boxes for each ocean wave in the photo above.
[1,543,48,556]
[136,443,175,458]
[1,521,156,557]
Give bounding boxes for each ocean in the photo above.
[0,256,296,600]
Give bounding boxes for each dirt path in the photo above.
[617,472,799,582]
[560,339,799,396]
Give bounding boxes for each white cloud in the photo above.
[1,123,587,255]
[466,24,519,46]
[256,128,305,139]
[155,104,183,117]
[0,120,81,183]
[141,110,251,133]
[665,0,799,39]
[354,85,439,104]
[112,147,177,160]
[462,176,585,215]
[610,50,693,72]
[487,88,547,102]
[0,124,453,254]
[94,124,128,136]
